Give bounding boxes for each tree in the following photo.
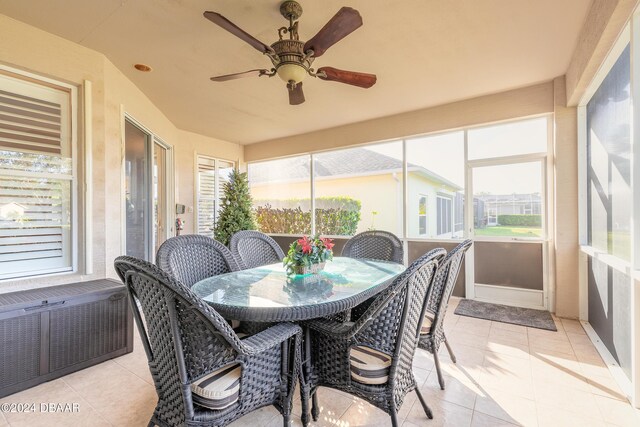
[214,169,257,245]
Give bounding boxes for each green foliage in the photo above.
[254,196,361,235]
[282,235,334,275]
[214,169,257,245]
[497,214,542,227]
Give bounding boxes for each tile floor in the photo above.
[1,297,639,426]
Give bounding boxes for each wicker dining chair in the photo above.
[156,234,240,288]
[114,256,302,427]
[341,230,404,263]
[418,239,472,390]
[301,248,446,427]
[229,230,285,270]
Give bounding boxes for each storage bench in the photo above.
[0,279,133,398]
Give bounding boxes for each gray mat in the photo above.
[454,299,557,331]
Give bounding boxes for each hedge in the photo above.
[497,214,542,227]
[254,196,361,235]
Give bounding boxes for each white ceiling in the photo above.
[0,0,592,144]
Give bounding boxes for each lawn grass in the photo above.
[474,225,542,238]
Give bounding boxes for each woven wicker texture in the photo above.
[114,256,302,427]
[418,240,472,390]
[340,230,404,264]
[229,231,285,270]
[302,248,446,427]
[156,235,240,288]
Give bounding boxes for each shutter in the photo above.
[197,158,216,238]
[0,174,71,278]
[0,72,73,280]
[0,73,69,156]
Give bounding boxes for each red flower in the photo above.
[321,237,334,251]
[297,236,313,254]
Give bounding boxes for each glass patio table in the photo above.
[191,257,406,322]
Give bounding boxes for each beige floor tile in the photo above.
[587,375,629,402]
[413,366,430,388]
[337,401,394,427]
[561,318,586,335]
[449,331,489,351]
[412,348,436,371]
[536,403,606,427]
[567,332,594,348]
[231,405,281,427]
[471,411,520,427]
[474,387,537,427]
[419,370,480,409]
[476,370,535,401]
[579,359,617,379]
[489,327,529,346]
[293,387,354,424]
[62,359,157,426]
[486,340,531,360]
[401,421,422,427]
[405,396,473,427]
[457,317,492,328]
[0,411,6,426]
[490,321,528,334]
[454,321,491,337]
[573,344,606,363]
[0,379,111,427]
[529,338,575,357]
[112,349,154,386]
[533,381,602,419]
[593,395,640,427]
[527,328,568,342]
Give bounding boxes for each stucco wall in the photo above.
[0,14,242,291]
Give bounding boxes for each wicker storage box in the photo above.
[0,279,133,398]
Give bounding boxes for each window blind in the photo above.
[197,158,216,237]
[0,72,73,280]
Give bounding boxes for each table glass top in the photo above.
[191,257,406,309]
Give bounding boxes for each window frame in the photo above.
[418,194,428,236]
[194,154,235,238]
[0,65,78,281]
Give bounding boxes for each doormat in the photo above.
[454,299,557,331]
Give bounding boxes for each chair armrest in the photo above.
[305,318,358,339]
[240,322,302,355]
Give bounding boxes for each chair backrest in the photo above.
[351,248,446,381]
[424,239,473,339]
[229,230,285,269]
[114,256,243,425]
[156,234,240,288]
[341,230,403,263]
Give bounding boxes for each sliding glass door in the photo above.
[124,118,172,261]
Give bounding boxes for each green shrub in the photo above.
[497,214,542,227]
[254,196,361,235]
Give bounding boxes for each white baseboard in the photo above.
[582,321,634,406]
[473,283,545,310]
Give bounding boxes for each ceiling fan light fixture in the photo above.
[276,63,307,84]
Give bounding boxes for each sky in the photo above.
[366,117,547,194]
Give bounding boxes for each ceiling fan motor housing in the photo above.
[270,39,313,83]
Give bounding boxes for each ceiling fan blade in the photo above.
[210,69,270,81]
[303,7,363,58]
[204,11,274,54]
[317,67,377,88]
[288,82,305,105]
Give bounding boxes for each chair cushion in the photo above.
[421,312,435,335]
[349,346,392,385]
[191,364,241,410]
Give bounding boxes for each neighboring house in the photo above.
[248,148,463,238]
[474,193,542,226]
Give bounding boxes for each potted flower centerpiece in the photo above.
[283,235,334,275]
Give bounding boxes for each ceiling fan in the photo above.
[204,1,377,105]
